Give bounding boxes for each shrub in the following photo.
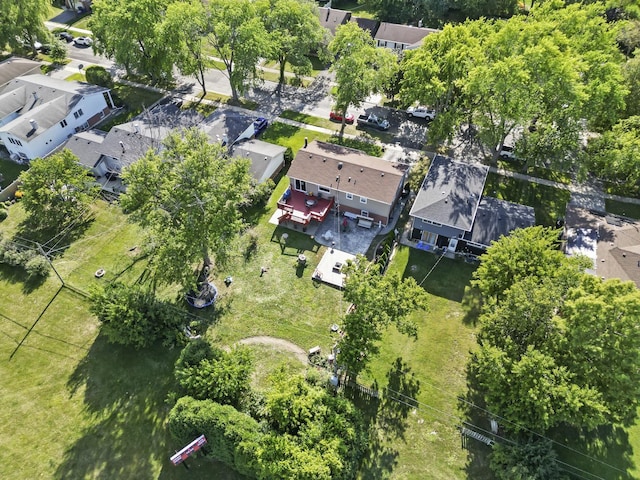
[0,209,7,221]
[85,65,113,88]
[49,41,67,64]
[90,282,186,348]
[24,255,50,279]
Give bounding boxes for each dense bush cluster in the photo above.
[0,238,49,280]
[175,340,253,409]
[90,281,187,348]
[168,364,367,479]
[85,65,114,88]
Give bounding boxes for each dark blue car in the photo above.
[254,117,268,136]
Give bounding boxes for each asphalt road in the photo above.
[63,45,430,151]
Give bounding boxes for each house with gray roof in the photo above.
[319,7,351,35]
[353,17,380,38]
[409,156,534,253]
[0,74,115,162]
[374,22,439,52]
[64,104,282,192]
[0,57,41,89]
[231,139,286,184]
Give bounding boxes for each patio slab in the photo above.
[269,208,381,256]
[312,248,356,288]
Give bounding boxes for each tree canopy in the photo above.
[340,256,429,378]
[206,0,272,100]
[91,0,174,82]
[0,0,50,54]
[329,22,398,137]
[583,116,640,193]
[257,0,328,89]
[400,2,627,164]
[19,150,99,232]
[120,128,252,290]
[469,227,640,435]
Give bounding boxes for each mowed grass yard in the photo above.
[0,187,482,479]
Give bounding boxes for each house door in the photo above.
[422,231,437,245]
[448,238,458,252]
[294,179,306,192]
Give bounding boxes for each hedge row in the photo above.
[0,239,49,279]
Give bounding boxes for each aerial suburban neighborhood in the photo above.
[1,0,640,479]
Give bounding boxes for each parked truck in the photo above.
[357,113,390,130]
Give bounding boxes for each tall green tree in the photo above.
[401,3,627,165]
[0,0,50,54]
[206,0,271,100]
[329,22,398,138]
[583,116,640,192]
[120,128,252,290]
[471,226,589,305]
[91,0,173,82]
[19,150,98,232]
[161,0,211,95]
[257,0,328,89]
[340,256,429,378]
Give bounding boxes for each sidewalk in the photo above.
[44,20,92,36]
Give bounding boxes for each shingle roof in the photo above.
[232,139,286,184]
[288,140,405,205]
[374,22,439,47]
[409,156,488,231]
[319,7,351,35]
[352,17,380,37]
[64,130,108,168]
[0,57,41,89]
[0,74,110,141]
[466,196,535,247]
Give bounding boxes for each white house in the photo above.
[0,74,114,162]
[374,23,439,52]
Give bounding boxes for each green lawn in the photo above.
[261,55,328,78]
[3,164,638,479]
[260,121,331,154]
[64,72,86,82]
[483,172,570,226]
[98,83,165,131]
[279,109,358,135]
[0,158,28,187]
[605,199,640,219]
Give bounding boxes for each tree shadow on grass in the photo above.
[378,358,420,442]
[16,213,95,256]
[550,424,634,480]
[400,248,476,303]
[58,334,180,479]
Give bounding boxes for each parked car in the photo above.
[39,44,53,54]
[357,113,390,130]
[498,144,516,160]
[406,106,436,120]
[329,111,355,124]
[58,32,74,43]
[73,37,93,47]
[254,117,268,136]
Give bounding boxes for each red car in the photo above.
[329,111,355,124]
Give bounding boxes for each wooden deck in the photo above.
[277,189,333,225]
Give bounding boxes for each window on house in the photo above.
[360,196,368,204]
[16,139,22,146]
[345,192,353,200]
[60,119,68,128]
[361,210,369,217]
[78,108,83,116]
[8,138,14,145]
[318,185,330,194]
[294,179,306,192]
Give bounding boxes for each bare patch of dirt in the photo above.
[237,336,307,364]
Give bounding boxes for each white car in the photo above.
[407,106,436,120]
[73,37,93,47]
[499,144,516,160]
